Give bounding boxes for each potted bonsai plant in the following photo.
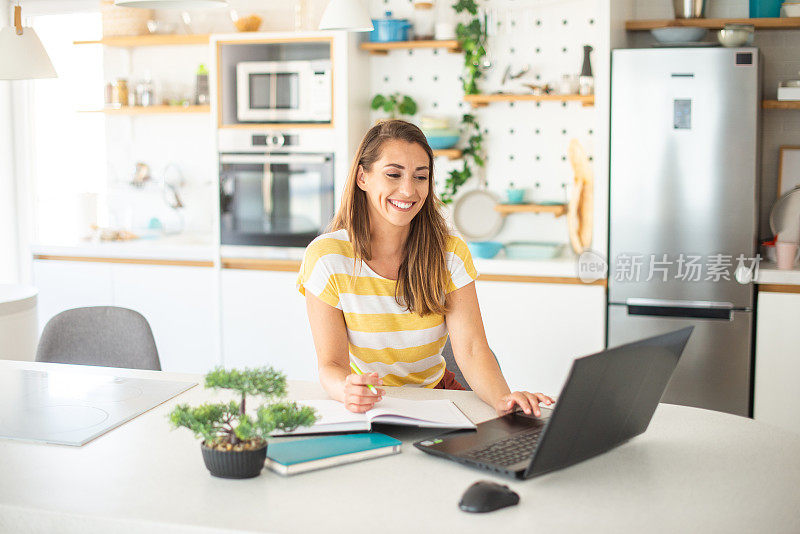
[169,366,318,479]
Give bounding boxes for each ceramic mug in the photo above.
[775,241,799,270]
[434,22,456,40]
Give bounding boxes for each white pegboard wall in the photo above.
[367,0,604,247]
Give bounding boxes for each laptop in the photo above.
[414,327,693,479]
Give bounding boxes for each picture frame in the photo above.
[777,146,800,198]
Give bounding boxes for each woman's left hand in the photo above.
[495,391,555,417]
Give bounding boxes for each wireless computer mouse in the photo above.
[458,480,520,513]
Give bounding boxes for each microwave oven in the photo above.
[236,60,332,123]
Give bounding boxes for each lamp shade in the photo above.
[114,0,228,8]
[319,0,373,32]
[0,26,57,80]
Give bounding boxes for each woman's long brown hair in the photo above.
[329,119,450,316]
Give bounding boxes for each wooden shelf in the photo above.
[360,40,461,55]
[81,105,211,115]
[74,34,211,47]
[763,100,800,109]
[626,17,800,30]
[464,93,594,108]
[494,203,568,217]
[432,149,462,160]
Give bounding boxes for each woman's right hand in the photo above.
[343,372,385,413]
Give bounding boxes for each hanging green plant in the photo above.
[441,113,483,204]
[441,0,486,204]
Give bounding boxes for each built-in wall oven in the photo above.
[219,130,334,247]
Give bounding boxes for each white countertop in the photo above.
[756,263,800,286]
[1,360,798,534]
[32,239,594,279]
[31,233,217,262]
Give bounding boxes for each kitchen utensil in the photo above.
[673,0,706,18]
[775,241,799,269]
[750,0,783,17]
[503,242,564,260]
[717,24,754,47]
[452,181,504,242]
[131,162,150,188]
[567,139,594,254]
[769,186,800,243]
[650,27,708,43]
[466,241,503,259]
[370,12,411,42]
[421,128,460,149]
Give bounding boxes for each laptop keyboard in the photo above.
[464,427,543,467]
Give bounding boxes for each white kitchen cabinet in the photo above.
[475,280,606,395]
[754,290,800,434]
[33,260,114,332]
[32,259,218,373]
[111,264,218,374]
[220,269,318,381]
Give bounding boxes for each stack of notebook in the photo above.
[265,433,401,475]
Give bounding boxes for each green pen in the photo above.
[349,361,379,394]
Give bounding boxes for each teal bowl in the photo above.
[422,128,460,150]
[467,241,504,259]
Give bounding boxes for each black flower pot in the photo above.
[200,442,267,479]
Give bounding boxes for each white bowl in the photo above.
[718,27,754,47]
[784,3,800,16]
[650,27,708,43]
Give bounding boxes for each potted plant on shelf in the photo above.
[371,92,418,120]
[169,366,317,479]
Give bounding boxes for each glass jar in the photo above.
[112,78,129,107]
[413,1,435,40]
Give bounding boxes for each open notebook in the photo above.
[272,397,476,436]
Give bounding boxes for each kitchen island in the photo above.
[1,360,798,534]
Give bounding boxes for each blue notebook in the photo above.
[265,433,402,475]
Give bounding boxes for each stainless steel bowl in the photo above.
[673,0,705,18]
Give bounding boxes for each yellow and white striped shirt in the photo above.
[297,229,478,388]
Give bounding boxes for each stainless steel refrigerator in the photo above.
[608,48,760,417]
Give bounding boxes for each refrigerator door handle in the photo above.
[625,298,733,321]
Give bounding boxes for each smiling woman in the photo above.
[297,119,555,417]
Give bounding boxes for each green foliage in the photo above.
[371,93,418,119]
[453,0,485,96]
[441,113,485,204]
[205,366,287,400]
[169,367,318,447]
[439,0,485,204]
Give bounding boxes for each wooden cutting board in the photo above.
[567,139,594,254]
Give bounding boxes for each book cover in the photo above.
[265,433,402,475]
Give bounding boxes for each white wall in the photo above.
[0,0,20,283]
[366,0,609,257]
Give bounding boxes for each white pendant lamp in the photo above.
[318,0,373,32]
[0,4,57,80]
[114,0,228,8]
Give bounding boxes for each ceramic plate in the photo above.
[452,189,504,241]
[770,186,800,242]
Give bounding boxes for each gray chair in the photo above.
[442,339,500,392]
[36,306,161,370]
